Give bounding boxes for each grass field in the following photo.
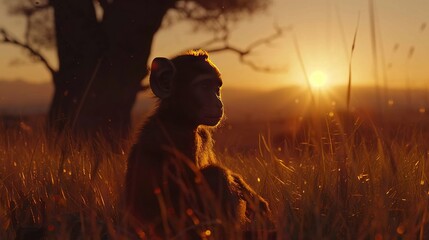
[0,111,428,239]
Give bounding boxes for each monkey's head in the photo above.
[150,50,224,128]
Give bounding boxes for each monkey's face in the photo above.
[150,55,224,128]
[172,69,223,127]
[188,73,224,127]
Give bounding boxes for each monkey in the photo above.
[125,50,273,239]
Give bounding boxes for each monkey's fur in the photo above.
[125,50,273,239]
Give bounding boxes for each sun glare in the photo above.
[309,71,328,89]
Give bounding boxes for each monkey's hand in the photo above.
[230,174,271,220]
[255,196,270,216]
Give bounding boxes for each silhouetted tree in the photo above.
[1,0,284,147]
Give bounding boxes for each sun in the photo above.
[309,71,328,89]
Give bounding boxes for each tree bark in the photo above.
[48,0,173,148]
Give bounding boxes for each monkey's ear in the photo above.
[149,57,176,99]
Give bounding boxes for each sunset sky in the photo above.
[0,0,428,91]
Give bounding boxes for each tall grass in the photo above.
[0,125,130,239]
[0,115,428,239]
[219,115,429,239]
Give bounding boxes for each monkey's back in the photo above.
[125,115,202,224]
[125,116,167,223]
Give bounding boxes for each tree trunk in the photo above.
[48,0,173,148]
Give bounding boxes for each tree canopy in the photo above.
[0,0,283,149]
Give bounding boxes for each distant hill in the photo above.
[0,80,53,114]
[223,85,429,121]
[1,80,428,121]
[0,80,156,116]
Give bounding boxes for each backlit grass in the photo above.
[0,114,428,239]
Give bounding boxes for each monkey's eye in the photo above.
[195,80,213,92]
[200,82,210,90]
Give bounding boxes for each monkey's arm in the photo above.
[125,148,165,224]
[229,173,271,218]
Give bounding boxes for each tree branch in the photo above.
[202,24,290,72]
[97,0,109,10]
[9,2,51,16]
[0,28,56,76]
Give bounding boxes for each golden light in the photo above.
[309,71,328,89]
[203,229,211,237]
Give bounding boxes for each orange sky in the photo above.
[0,0,428,91]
